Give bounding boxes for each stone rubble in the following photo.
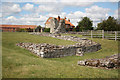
[16,40,101,58]
[78,54,120,69]
[30,32,92,42]
[16,33,102,58]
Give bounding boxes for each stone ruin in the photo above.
[16,32,119,69]
[30,32,88,42]
[78,54,120,69]
[17,33,101,58]
[49,17,66,34]
[16,42,101,58]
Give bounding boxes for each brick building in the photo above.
[45,16,75,31]
[0,25,37,32]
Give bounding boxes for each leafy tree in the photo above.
[35,25,42,32]
[97,16,119,31]
[26,28,33,32]
[38,25,42,28]
[43,28,50,32]
[77,17,93,31]
[16,28,27,32]
[75,26,80,32]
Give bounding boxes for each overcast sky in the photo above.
[0,0,119,27]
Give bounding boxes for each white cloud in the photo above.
[85,5,111,26]
[0,13,2,17]
[2,14,48,26]
[67,11,86,19]
[2,4,111,27]
[59,5,111,27]
[1,3,115,28]
[36,5,54,12]
[59,0,119,2]
[46,13,58,17]
[1,0,119,2]
[2,3,21,17]
[35,4,63,14]
[60,0,94,7]
[2,16,17,24]
[85,5,111,14]
[113,9,119,19]
[22,3,34,11]
[22,13,40,18]
[6,16,17,20]
[2,3,21,13]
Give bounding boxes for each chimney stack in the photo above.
[64,17,66,20]
[68,19,70,22]
[58,16,60,22]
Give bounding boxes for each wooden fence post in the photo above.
[91,30,93,38]
[115,31,117,41]
[102,30,104,39]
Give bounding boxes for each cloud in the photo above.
[0,13,2,18]
[85,5,111,14]
[2,3,21,13]
[36,5,55,13]
[34,1,93,7]
[2,3,21,17]
[113,9,119,19]
[22,3,34,11]
[67,11,86,19]
[35,3,63,14]
[6,16,17,20]
[2,16,17,24]
[1,3,115,28]
[60,5,111,27]
[2,14,48,26]
[39,4,116,25]
[60,0,94,7]
[59,0,119,2]
[2,4,112,27]
[22,13,40,18]
[85,5,111,26]
[1,0,119,2]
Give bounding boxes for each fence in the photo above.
[69,30,120,41]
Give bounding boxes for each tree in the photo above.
[77,17,93,31]
[97,16,119,31]
[35,25,42,32]
[43,28,50,32]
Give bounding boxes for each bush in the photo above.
[72,28,76,32]
[43,28,50,32]
[26,28,33,32]
[16,28,33,32]
[16,28,26,32]
[65,28,69,32]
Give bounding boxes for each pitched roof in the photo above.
[0,25,37,29]
[45,17,75,27]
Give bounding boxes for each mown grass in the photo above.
[2,32,119,78]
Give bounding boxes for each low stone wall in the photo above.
[78,54,120,69]
[30,33,88,42]
[16,42,101,58]
[16,33,102,58]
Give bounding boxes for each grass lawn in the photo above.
[2,32,119,78]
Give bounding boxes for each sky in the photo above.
[0,0,119,27]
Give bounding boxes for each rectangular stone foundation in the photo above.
[16,42,101,58]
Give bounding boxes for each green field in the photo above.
[2,32,119,78]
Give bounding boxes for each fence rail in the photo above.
[68,30,120,41]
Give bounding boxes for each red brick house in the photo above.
[0,25,37,32]
[45,16,75,31]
